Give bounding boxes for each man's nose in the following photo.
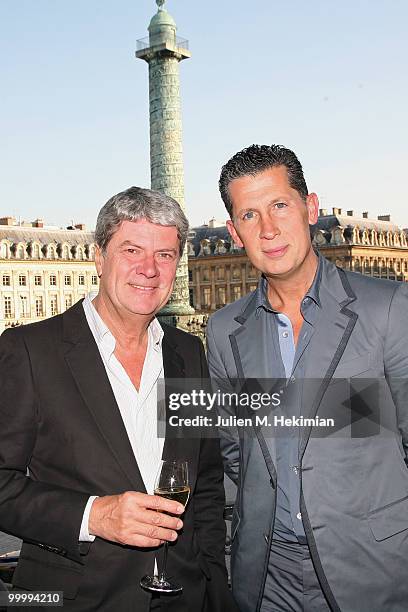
[259,213,280,239]
[136,254,158,277]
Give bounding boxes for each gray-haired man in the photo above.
[0,187,237,612]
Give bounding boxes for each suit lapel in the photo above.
[161,332,196,464]
[229,294,280,484]
[298,264,358,458]
[62,302,146,492]
[230,294,282,381]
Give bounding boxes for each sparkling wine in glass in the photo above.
[140,460,189,594]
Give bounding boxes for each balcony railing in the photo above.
[136,36,189,53]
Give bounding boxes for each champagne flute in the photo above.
[140,459,189,594]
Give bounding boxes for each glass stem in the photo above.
[159,542,168,583]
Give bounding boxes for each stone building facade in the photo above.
[0,217,98,334]
[314,208,408,280]
[187,210,408,313]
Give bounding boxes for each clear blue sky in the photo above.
[1,0,407,229]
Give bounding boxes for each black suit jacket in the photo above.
[0,301,237,612]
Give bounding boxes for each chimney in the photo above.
[319,208,327,216]
[346,210,353,216]
[0,216,16,226]
[362,211,369,219]
[332,207,342,215]
[75,223,86,231]
[32,218,44,228]
[377,214,390,222]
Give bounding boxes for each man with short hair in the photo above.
[0,187,236,612]
[207,145,408,612]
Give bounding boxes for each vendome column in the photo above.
[136,0,194,324]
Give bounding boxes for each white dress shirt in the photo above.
[79,294,165,541]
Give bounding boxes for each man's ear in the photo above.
[226,219,244,248]
[94,246,104,277]
[306,193,319,225]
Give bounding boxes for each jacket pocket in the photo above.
[332,353,371,381]
[367,494,408,541]
[13,546,84,599]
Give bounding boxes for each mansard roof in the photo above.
[315,214,400,233]
[0,225,94,246]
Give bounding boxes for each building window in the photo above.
[50,274,57,286]
[2,274,11,286]
[62,246,70,259]
[77,248,84,261]
[49,246,57,259]
[217,267,225,281]
[202,268,210,282]
[233,286,242,300]
[4,296,12,318]
[78,274,85,286]
[19,274,27,286]
[91,275,98,285]
[217,287,226,306]
[0,243,8,258]
[65,295,73,311]
[17,245,25,259]
[188,270,193,282]
[35,296,44,317]
[32,244,41,259]
[248,265,257,279]
[34,275,42,286]
[203,287,211,308]
[64,275,72,286]
[232,266,241,280]
[20,295,29,318]
[363,260,371,275]
[50,296,58,316]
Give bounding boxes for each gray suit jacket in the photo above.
[207,256,408,612]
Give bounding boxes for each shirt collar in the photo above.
[149,318,164,351]
[255,252,323,314]
[83,293,164,354]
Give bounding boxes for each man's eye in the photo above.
[242,210,257,221]
[275,202,287,209]
[126,248,136,253]
[157,252,175,260]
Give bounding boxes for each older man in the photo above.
[207,145,408,612]
[0,187,236,612]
